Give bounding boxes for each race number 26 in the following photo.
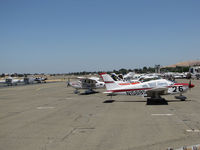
[172,86,183,92]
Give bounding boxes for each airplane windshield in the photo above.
[157,81,168,87]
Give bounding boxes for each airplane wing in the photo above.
[89,77,99,81]
[104,91,113,94]
[148,87,168,92]
[77,76,99,81]
[146,87,168,97]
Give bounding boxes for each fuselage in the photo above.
[107,79,193,97]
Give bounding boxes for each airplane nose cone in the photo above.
[189,84,195,88]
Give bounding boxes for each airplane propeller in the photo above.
[188,79,194,91]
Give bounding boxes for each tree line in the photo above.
[66,66,190,76]
[0,66,190,77]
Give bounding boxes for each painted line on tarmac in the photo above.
[169,144,200,150]
[151,114,174,116]
[37,106,55,110]
[186,129,200,132]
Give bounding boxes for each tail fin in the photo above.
[99,73,120,91]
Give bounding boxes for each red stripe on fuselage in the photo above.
[109,88,152,93]
[174,83,189,86]
[105,81,114,83]
[174,83,195,88]
[118,82,140,85]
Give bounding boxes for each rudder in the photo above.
[99,73,120,91]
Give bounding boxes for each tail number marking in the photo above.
[126,90,145,96]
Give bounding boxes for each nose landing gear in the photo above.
[175,94,187,101]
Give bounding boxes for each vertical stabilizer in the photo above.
[99,73,120,91]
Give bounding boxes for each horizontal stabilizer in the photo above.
[104,91,113,94]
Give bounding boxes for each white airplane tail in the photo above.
[100,73,120,91]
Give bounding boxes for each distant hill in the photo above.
[164,60,200,68]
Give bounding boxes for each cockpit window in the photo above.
[111,75,118,81]
[157,81,167,87]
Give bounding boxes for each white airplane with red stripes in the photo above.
[100,73,195,102]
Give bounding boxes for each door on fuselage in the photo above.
[81,79,96,89]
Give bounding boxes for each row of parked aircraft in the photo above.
[67,72,195,103]
[123,72,188,82]
[0,77,47,86]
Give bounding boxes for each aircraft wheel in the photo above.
[175,95,187,101]
[74,90,80,94]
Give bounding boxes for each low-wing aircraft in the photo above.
[100,73,195,103]
[67,77,105,94]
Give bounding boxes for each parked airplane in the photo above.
[0,79,5,84]
[188,66,200,79]
[67,77,105,94]
[100,73,194,103]
[114,72,161,83]
[23,77,35,84]
[123,72,141,81]
[5,77,24,86]
[34,77,47,83]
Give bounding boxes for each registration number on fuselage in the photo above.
[126,90,146,96]
[126,85,185,96]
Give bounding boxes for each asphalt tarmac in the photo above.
[0,79,200,150]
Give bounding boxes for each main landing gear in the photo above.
[147,97,168,105]
[74,89,80,94]
[146,93,168,105]
[74,89,96,95]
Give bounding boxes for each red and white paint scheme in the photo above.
[100,73,194,101]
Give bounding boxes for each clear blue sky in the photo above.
[0,0,200,73]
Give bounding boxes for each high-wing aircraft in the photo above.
[5,77,24,86]
[34,77,47,83]
[0,79,5,84]
[67,77,105,94]
[100,73,195,103]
